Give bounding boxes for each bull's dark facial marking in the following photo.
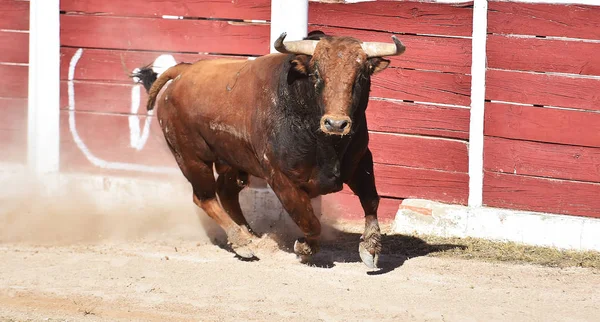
[311,62,325,94]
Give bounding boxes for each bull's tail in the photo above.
[131,62,190,111]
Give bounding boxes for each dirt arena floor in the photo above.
[2,231,600,321]
[1,178,599,322]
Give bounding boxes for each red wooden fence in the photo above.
[483,1,600,218]
[1,0,598,221]
[51,0,474,221]
[0,0,29,164]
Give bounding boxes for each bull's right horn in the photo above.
[274,32,319,56]
[361,35,406,57]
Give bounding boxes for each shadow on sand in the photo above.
[210,219,465,275]
[310,224,465,275]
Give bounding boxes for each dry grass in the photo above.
[320,221,600,270]
[399,234,600,269]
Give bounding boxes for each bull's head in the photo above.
[275,32,405,136]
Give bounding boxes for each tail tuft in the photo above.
[131,64,158,93]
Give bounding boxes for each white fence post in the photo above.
[270,0,309,53]
[468,0,488,207]
[27,0,61,173]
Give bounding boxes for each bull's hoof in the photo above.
[294,238,319,263]
[232,243,256,259]
[227,226,257,259]
[359,219,382,269]
[359,242,380,269]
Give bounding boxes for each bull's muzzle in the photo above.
[320,115,352,136]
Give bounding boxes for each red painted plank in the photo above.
[373,68,471,106]
[0,64,28,98]
[487,35,600,76]
[366,100,470,140]
[59,71,473,116]
[59,24,471,77]
[488,1,600,40]
[484,103,600,148]
[0,31,28,64]
[59,81,149,115]
[484,136,600,183]
[59,111,178,173]
[60,47,247,83]
[0,98,27,163]
[60,0,271,21]
[486,69,600,111]
[370,132,468,173]
[374,163,468,205]
[309,1,473,37]
[60,43,468,87]
[309,25,472,74]
[0,1,29,31]
[322,192,400,222]
[483,171,600,218]
[60,15,270,56]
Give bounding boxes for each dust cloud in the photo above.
[0,171,219,245]
[0,170,349,260]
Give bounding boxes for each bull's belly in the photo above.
[201,131,264,178]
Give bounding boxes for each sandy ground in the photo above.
[1,234,600,322]
[1,175,599,322]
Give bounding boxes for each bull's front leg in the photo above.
[268,171,321,262]
[347,149,382,269]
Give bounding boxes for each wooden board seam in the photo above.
[368,130,469,143]
[309,23,472,41]
[60,12,268,24]
[373,162,468,175]
[489,67,600,81]
[60,45,259,58]
[371,98,471,110]
[485,134,600,147]
[487,100,600,113]
[485,166,600,187]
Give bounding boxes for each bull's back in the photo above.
[163,56,284,177]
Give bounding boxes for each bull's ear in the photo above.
[367,58,390,75]
[287,55,310,84]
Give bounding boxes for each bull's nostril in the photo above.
[339,120,349,130]
[324,119,332,127]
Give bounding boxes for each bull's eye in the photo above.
[311,68,320,80]
[312,69,324,92]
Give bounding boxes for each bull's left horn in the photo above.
[274,32,319,56]
[361,35,406,57]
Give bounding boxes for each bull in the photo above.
[135,31,405,268]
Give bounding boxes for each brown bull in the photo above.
[136,32,405,268]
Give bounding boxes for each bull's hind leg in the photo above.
[188,161,257,259]
[346,149,382,269]
[159,117,256,258]
[215,161,254,234]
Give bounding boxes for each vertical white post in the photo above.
[28,0,61,173]
[270,0,309,53]
[468,0,488,207]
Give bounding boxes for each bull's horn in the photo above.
[361,35,406,57]
[274,32,319,56]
